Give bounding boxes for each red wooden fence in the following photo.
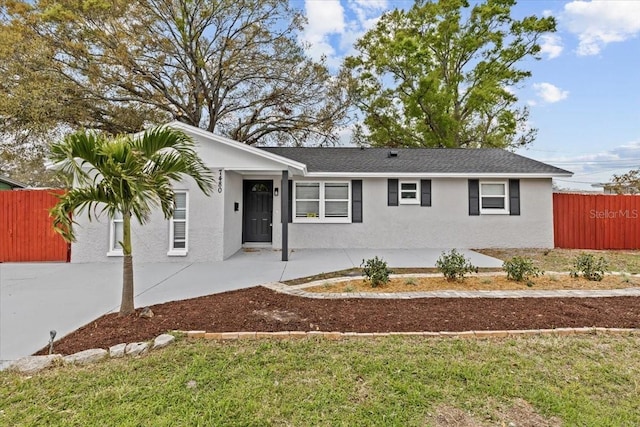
[553,193,640,249]
[0,189,70,262]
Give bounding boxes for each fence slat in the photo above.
[553,193,640,249]
[0,189,69,262]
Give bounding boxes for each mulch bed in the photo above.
[36,286,640,356]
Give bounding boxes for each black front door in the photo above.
[243,180,273,243]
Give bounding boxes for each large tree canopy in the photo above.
[0,0,349,146]
[345,0,556,149]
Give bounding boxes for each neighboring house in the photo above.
[71,122,573,263]
[0,175,27,190]
[592,182,639,194]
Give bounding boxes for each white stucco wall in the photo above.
[72,175,554,263]
[222,171,244,259]
[71,175,224,263]
[278,177,554,250]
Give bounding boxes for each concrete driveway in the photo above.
[0,248,501,366]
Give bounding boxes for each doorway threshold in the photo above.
[243,242,273,249]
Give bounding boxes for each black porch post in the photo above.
[281,170,289,261]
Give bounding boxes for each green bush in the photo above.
[436,249,477,281]
[361,256,392,287]
[570,253,608,281]
[503,256,543,282]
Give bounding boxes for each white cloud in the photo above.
[304,0,345,35]
[299,0,346,67]
[533,82,569,103]
[546,141,640,173]
[540,141,640,190]
[299,0,387,70]
[563,0,640,56]
[539,34,563,59]
[351,0,388,8]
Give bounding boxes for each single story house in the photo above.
[71,121,573,263]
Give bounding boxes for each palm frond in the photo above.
[49,125,215,240]
[51,185,117,242]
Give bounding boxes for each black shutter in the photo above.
[388,179,398,206]
[420,179,432,207]
[287,180,293,223]
[469,179,480,216]
[509,179,520,216]
[352,180,363,223]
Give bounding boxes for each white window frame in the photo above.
[479,181,509,215]
[107,211,123,256]
[168,191,189,256]
[399,180,420,205]
[293,181,351,223]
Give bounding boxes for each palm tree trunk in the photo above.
[119,211,135,316]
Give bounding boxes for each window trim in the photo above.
[399,180,420,205]
[107,212,123,256]
[479,181,509,215]
[168,191,189,256]
[293,181,351,223]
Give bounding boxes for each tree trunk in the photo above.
[119,211,135,316]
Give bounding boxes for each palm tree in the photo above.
[49,126,214,316]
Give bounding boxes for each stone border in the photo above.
[182,327,640,341]
[9,328,639,374]
[6,333,176,374]
[263,271,640,299]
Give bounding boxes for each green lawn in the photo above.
[3,334,640,426]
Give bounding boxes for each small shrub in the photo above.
[361,256,392,288]
[343,285,355,293]
[436,249,477,282]
[480,278,493,285]
[620,273,631,284]
[404,277,417,286]
[503,256,543,282]
[570,253,608,282]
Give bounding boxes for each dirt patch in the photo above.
[428,405,483,427]
[495,398,562,427]
[305,274,639,293]
[427,399,561,427]
[35,286,640,356]
[253,309,303,323]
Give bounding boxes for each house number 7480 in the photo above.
[218,170,223,193]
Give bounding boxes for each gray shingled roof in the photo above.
[259,147,572,175]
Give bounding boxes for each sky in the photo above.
[292,0,640,191]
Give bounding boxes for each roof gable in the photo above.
[166,121,306,173]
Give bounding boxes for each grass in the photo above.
[476,248,640,274]
[2,335,640,425]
